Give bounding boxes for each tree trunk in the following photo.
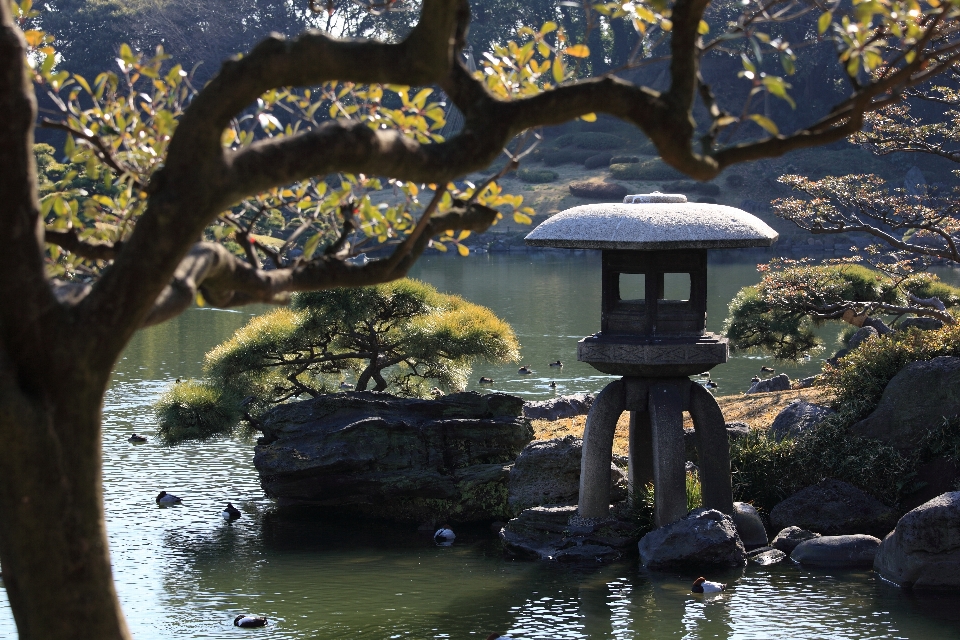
[0,362,132,640]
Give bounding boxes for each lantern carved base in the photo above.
[578,377,734,527]
[578,333,728,378]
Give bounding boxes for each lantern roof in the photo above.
[525,194,779,250]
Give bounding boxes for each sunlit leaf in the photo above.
[748,114,779,135]
[565,44,590,58]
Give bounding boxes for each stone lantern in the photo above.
[525,193,778,527]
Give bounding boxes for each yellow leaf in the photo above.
[748,114,779,135]
[514,211,533,225]
[24,30,44,47]
[580,112,598,122]
[698,20,709,35]
[540,21,558,35]
[195,292,206,307]
[457,243,470,257]
[432,240,448,252]
[818,11,833,35]
[457,230,471,241]
[537,42,551,58]
[565,44,590,58]
[661,18,673,31]
[552,56,565,84]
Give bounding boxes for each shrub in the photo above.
[584,152,615,169]
[609,158,684,181]
[154,380,243,445]
[610,155,640,164]
[543,148,596,166]
[517,168,558,183]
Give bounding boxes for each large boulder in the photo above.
[769,479,897,538]
[507,435,627,513]
[770,526,820,554]
[874,492,960,589]
[733,502,768,549]
[638,508,746,569]
[747,374,791,394]
[768,401,835,441]
[847,326,878,351]
[499,506,639,562]
[253,391,533,522]
[523,394,594,421]
[850,356,960,451]
[791,534,881,567]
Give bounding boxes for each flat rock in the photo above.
[747,374,791,394]
[508,435,626,513]
[874,491,960,589]
[791,534,881,567]
[749,547,787,566]
[733,502,768,549]
[500,506,638,562]
[770,526,821,554]
[850,356,960,452]
[770,479,897,537]
[638,508,746,569]
[523,394,594,421]
[568,181,629,200]
[768,401,835,441]
[253,391,532,522]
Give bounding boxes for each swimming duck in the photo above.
[434,525,456,546]
[549,381,557,389]
[339,381,355,391]
[222,503,242,520]
[802,353,812,361]
[430,387,445,397]
[548,360,563,368]
[234,615,268,628]
[156,491,182,505]
[760,366,775,373]
[518,366,533,375]
[696,372,711,379]
[127,433,148,444]
[479,376,494,384]
[691,577,725,593]
[704,381,718,389]
[750,376,760,384]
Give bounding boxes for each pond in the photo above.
[2,251,960,639]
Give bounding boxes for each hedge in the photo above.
[517,168,559,183]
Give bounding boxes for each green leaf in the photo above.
[818,11,833,35]
[748,114,779,135]
[303,233,322,260]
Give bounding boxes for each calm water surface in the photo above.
[2,252,960,639]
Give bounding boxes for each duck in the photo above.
[760,366,775,373]
[704,381,718,389]
[156,491,182,505]
[434,525,456,546]
[802,353,812,361]
[691,577,725,593]
[175,377,181,384]
[518,366,533,375]
[234,615,268,628]
[430,387,445,397]
[549,381,557,389]
[339,381,355,391]
[222,503,242,520]
[548,360,563,368]
[750,376,761,384]
[696,372,711,379]
[127,433,148,444]
[479,376,495,384]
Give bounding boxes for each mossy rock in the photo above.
[584,151,615,169]
[543,148,597,166]
[569,181,629,200]
[517,168,559,184]
[610,155,640,165]
[610,158,684,181]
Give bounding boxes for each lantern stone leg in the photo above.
[648,381,688,527]
[688,381,734,514]
[578,379,626,519]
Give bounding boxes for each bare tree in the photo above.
[4,0,960,637]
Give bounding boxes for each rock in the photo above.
[899,316,944,331]
[770,526,820,554]
[847,326,879,351]
[795,376,819,389]
[746,374,791,394]
[904,166,927,196]
[768,401,835,441]
[791,534,881,567]
[584,152,615,169]
[748,547,787,565]
[733,502,768,549]
[863,316,893,335]
[499,505,639,562]
[769,479,898,537]
[850,356,960,452]
[523,394,594,421]
[253,391,533,522]
[568,181,629,200]
[725,422,751,441]
[507,435,627,513]
[637,508,747,569]
[874,492,960,589]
